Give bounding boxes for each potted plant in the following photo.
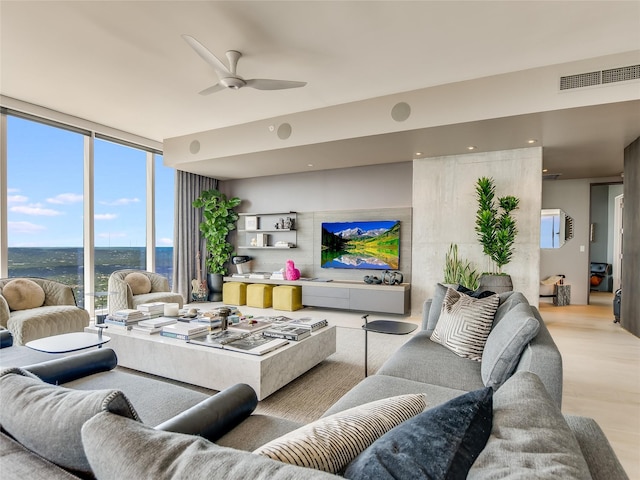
[443,243,480,290]
[192,189,241,301]
[474,177,520,292]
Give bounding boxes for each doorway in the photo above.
[588,182,623,305]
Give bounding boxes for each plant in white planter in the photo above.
[192,189,241,300]
[474,177,519,291]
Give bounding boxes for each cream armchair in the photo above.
[0,277,90,345]
[107,270,184,315]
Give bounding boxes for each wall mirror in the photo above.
[541,209,574,249]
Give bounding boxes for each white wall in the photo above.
[412,148,542,312]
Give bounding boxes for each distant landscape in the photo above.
[7,247,173,308]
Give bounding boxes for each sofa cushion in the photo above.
[377,332,485,391]
[124,272,152,295]
[426,282,449,330]
[481,303,540,389]
[468,371,592,479]
[253,394,427,473]
[82,411,340,480]
[344,387,493,480]
[431,288,499,361]
[2,278,45,311]
[493,291,530,327]
[0,368,139,473]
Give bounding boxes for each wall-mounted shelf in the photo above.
[237,212,297,249]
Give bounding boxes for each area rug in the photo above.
[254,326,414,423]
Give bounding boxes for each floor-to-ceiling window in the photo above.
[94,138,147,292]
[6,115,86,303]
[1,109,172,311]
[155,154,175,287]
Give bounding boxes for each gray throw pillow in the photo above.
[82,411,339,480]
[426,283,449,332]
[344,387,493,480]
[0,368,139,473]
[468,371,593,479]
[481,303,540,389]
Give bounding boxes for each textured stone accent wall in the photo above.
[622,137,639,337]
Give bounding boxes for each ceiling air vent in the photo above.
[560,64,639,91]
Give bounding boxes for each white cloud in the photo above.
[10,204,63,216]
[95,213,118,220]
[7,188,20,193]
[158,237,173,246]
[8,221,46,234]
[7,195,28,204]
[47,193,83,204]
[100,198,140,206]
[97,232,126,238]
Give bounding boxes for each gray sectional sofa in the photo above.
[0,288,629,479]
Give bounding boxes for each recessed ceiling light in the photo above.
[527,139,538,144]
[307,163,313,167]
[467,146,477,151]
[542,168,548,173]
[415,152,423,156]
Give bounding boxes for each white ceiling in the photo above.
[1,1,639,180]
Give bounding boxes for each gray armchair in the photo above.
[107,269,184,314]
[0,277,90,345]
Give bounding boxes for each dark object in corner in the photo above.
[457,284,496,299]
[0,329,13,348]
[613,289,621,324]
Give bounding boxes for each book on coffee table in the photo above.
[188,330,249,349]
[160,322,209,340]
[262,324,311,341]
[228,318,273,333]
[223,333,289,356]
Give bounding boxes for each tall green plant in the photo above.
[192,189,241,275]
[443,243,480,290]
[475,177,520,274]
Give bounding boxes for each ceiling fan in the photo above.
[182,35,307,95]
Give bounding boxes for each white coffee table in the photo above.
[85,324,336,400]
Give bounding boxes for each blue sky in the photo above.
[7,116,174,248]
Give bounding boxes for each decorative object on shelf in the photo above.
[285,260,301,281]
[363,274,382,284]
[284,217,295,229]
[232,255,252,274]
[257,233,269,247]
[191,251,209,302]
[382,270,404,285]
[192,189,241,301]
[443,244,480,290]
[245,216,258,230]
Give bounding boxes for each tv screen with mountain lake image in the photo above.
[321,220,400,270]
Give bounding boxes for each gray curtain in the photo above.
[173,171,218,301]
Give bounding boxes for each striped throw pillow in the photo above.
[430,287,499,361]
[253,394,427,473]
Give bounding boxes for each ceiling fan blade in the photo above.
[198,83,226,96]
[245,79,307,90]
[182,34,230,77]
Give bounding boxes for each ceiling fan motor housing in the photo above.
[220,77,246,89]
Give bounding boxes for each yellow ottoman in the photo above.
[247,284,274,308]
[222,282,247,306]
[273,285,303,311]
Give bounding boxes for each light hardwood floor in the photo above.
[540,292,639,479]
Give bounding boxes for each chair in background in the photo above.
[107,270,184,315]
[0,277,90,345]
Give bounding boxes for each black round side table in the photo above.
[361,314,417,377]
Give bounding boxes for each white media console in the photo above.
[224,277,410,315]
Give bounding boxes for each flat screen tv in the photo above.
[321,220,400,270]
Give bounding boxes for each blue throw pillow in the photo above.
[343,387,493,480]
